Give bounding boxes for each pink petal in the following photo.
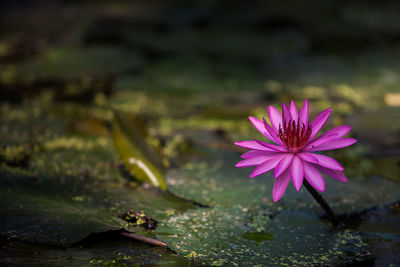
[268,105,282,132]
[302,161,325,192]
[248,116,274,141]
[298,152,343,171]
[321,125,351,139]
[307,138,357,152]
[305,125,351,149]
[309,153,344,171]
[235,140,281,152]
[297,152,319,164]
[274,154,294,178]
[263,118,283,145]
[299,99,309,125]
[250,154,285,178]
[255,140,287,152]
[310,108,332,140]
[315,165,348,183]
[304,133,338,150]
[282,102,292,123]
[289,100,299,121]
[272,168,291,202]
[236,154,278,167]
[240,150,275,159]
[291,156,304,191]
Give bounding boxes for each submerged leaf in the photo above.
[112,112,167,190]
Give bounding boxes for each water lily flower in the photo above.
[235,99,357,202]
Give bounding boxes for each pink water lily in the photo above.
[235,99,357,202]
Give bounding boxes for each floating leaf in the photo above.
[156,151,400,266]
[112,111,167,190]
[0,233,193,266]
[157,206,372,266]
[0,135,190,246]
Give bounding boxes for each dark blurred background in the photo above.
[1,0,400,102]
[1,0,400,157]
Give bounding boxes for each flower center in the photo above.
[278,120,312,153]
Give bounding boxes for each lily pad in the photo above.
[157,206,372,266]
[155,149,400,265]
[0,234,197,266]
[165,152,400,214]
[0,147,189,246]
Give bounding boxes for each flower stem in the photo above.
[303,180,340,227]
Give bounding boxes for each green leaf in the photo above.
[156,150,400,266]
[0,134,190,246]
[112,112,167,190]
